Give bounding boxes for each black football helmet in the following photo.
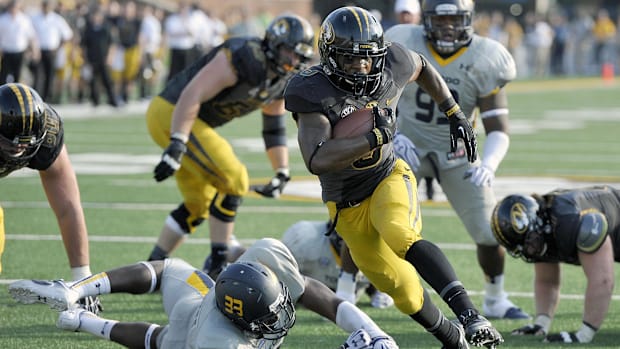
[422,0,474,55]
[215,262,296,340]
[0,83,47,165]
[264,14,315,75]
[319,6,388,96]
[491,194,549,261]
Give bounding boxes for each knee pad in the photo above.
[170,203,205,234]
[209,193,242,222]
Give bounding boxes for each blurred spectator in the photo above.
[567,7,594,76]
[138,3,162,100]
[81,9,118,107]
[0,0,39,84]
[394,0,420,25]
[549,9,569,76]
[488,11,508,47]
[30,0,73,101]
[163,1,202,81]
[524,12,554,78]
[503,17,526,78]
[112,0,142,103]
[592,8,616,71]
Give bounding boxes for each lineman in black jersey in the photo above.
[492,186,620,344]
[285,6,502,349]
[0,83,95,287]
[146,14,314,278]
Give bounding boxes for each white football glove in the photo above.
[370,335,399,349]
[393,132,420,173]
[463,165,495,187]
[340,329,372,349]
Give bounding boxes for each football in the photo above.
[332,108,375,139]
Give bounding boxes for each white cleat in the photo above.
[57,308,89,332]
[483,296,530,320]
[370,291,394,309]
[8,279,79,311]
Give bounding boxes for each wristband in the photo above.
[481,131,509,172]
[438,97,459,117]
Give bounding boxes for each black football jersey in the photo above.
[284,43,416,204]
[159,37,293,128]
[0,104,64,177]
[538,186,620,264]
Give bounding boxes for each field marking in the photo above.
[2,233,619,301]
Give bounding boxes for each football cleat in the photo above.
[370,290,394,309]
[442,320,470,349]
[459,310,504,348]
[57,308,90,331]
[483,296,530,320]
[9,279,79,311]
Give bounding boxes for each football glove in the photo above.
[393,132,420,173]
[154,136,187,182]
[366,107,396,149]
[340,329,372,349]
[370,335,399,349]
[440,99,477,163]
[463,165,494,187]
[448,108,477,163]
[77,296,103,315]
[253,170,290,198]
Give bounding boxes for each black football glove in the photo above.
[78,296,104,315]
[366,107,396,149]
[440,98,477,163]
[253,170,290,198]
[448,108,477,163]
[154,136,187,182]
[512,323,547,336]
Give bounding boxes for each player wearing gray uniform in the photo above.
[9,238,398,349]
[386,0,528,319]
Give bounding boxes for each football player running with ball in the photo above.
[145,14,314,279]
[10,238,398,349]
[285,6,502,349]
[386,0,528,320]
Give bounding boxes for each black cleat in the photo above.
[459,309,504,348]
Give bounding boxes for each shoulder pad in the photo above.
[576,211,608,253]
[469,36,516,96]
[284,67,333,113]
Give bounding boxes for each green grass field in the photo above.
[1,77,619,348]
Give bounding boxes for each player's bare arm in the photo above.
[38,145,89,268]
[297,112,374,174]
[478,88,510,134]
[170,50,238,137]
[533,262,561,321]
[261,99,289,172]
[578,236,614,329]
[408,51,452,103]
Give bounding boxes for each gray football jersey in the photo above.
[385,24,515,163]
[181,238,305,349]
